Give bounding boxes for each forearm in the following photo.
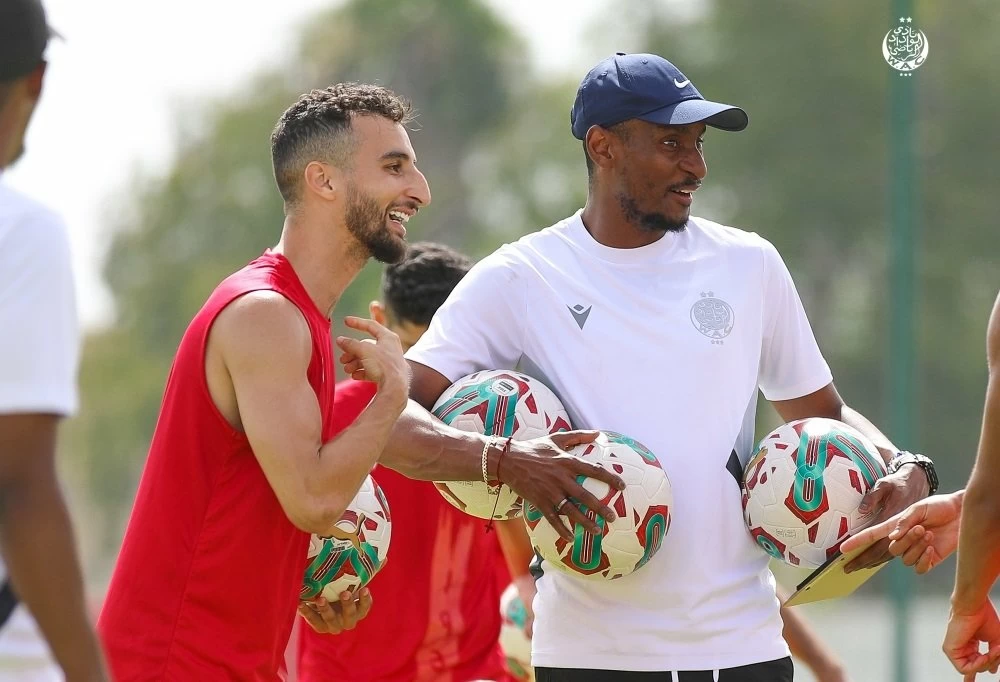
[314,393,406,515]
[838,405,899,464]
[378,399,490,482]
[953,485,1000,609]
[953,375,1000,610]
[0,474,106,681]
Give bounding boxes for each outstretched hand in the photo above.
[841,465,931,570]
[501,430,625,541]
[842,491,961,574]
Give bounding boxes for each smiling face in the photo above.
[600,120,708,234]
[338,115,430,264]
[297,114,431,264]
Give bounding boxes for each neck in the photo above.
[580,189,670,250]
[273,213,368,318]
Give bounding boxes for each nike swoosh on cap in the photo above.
[674,78,691,88]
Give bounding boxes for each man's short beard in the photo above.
[617,193,688,234]
[344,183,406,264]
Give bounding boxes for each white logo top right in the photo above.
[883,17,929,76]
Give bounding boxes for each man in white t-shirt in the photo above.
[0,1,109,680]
[363,53,937,681]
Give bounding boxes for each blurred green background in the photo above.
[55,1,1000,679]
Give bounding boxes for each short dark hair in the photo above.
[381,242,473,326]
[270,82,413,204]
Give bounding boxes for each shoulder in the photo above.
[0,184,71,268]
[213,290,312,369]
[471,214,580,275]
[687,216,773,253]
[687,216,789,274]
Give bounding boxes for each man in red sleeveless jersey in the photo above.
[295,242,517,682]
[98,84,427,681]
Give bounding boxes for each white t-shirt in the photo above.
[406,210,833,672]
[0,179,79,680]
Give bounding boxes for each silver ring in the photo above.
[555,497,571,514]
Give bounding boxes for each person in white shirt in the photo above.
[349,52,936,682]
[0,1,109,680]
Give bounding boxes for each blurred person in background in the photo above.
[295,241,519,682]
[843,290,1000,679]
[0,0,110,680]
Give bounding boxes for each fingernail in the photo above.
[888,529,900,540]
[341,592,351,601]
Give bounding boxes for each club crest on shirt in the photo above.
[690,291,734,343]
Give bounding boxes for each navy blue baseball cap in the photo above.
[571,53,748,140]
[0,0,57,81]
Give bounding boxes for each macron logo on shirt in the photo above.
[567,304,592,329]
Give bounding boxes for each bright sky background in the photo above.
[5,0,612,329]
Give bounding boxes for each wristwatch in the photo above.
[887,450,939,495]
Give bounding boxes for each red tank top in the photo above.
[296,381,511,682]
[98,251,336,681]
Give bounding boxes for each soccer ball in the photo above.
[432,370,572,520]
[524,431,672,580]
[741,418,887,568]
[499,583,534,682]
[300,474,392,600]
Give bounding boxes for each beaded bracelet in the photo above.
[481,436,501,493]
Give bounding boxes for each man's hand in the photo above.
[500,431,624,541]
[298,588,373,635]
[842,491,961,574]
[943,599,1000,680]
[337,316,409,398]
[843,464,931,570]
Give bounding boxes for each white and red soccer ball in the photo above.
[524,431,673,581]
[741,418,887,568]
[432,370,572,520]
[300,474,392,600]
[498,583,534,682]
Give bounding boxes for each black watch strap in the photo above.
[888,451,939,495]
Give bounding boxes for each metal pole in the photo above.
[888,0,916,680]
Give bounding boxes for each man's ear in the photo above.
[303,161,339,201]
[369,300,387,326]
[25,62,46,99]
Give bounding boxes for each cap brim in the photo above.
[639,99,748,132]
